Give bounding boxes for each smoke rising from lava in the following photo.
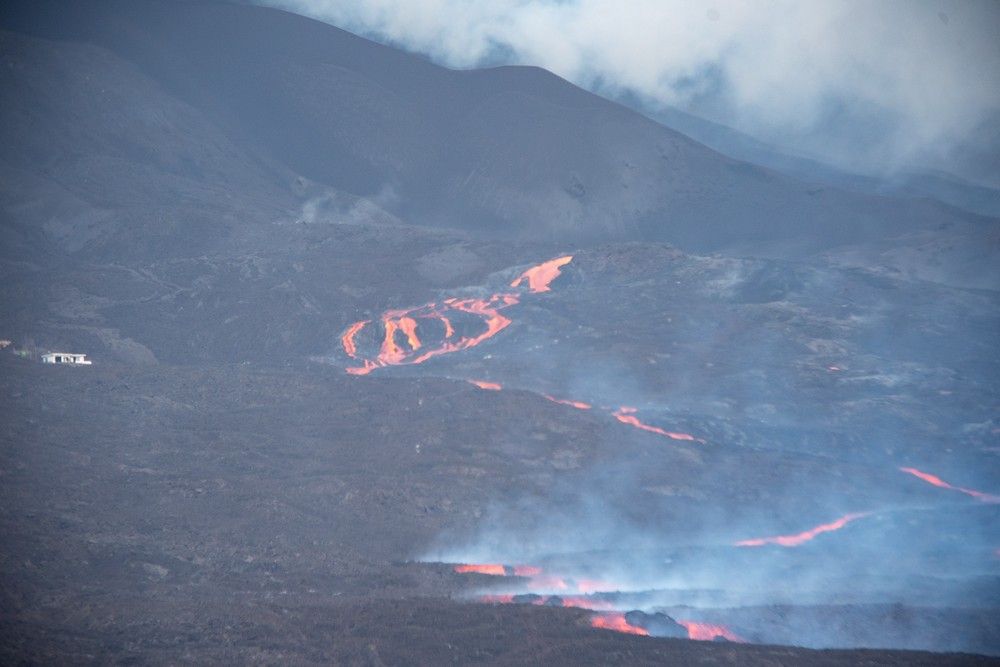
[333,247,998,651]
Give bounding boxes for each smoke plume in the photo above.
[259,0,1000,185]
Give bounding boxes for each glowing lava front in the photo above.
[612,407,703,443]
[543,395,592,410]
[590,613,650,636]
[735,512,870,547]
[900,467,999,503]
[468,379,503,391]
[454,563,546,578]
[678,620,745,642]
[341,256,572,375]
[454,563,507,575]
[510,255,573,293]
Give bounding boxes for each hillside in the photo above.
[1,0,997,286]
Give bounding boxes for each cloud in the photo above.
[260,0,1000,182]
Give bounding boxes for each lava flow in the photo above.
[735,511,870,547]
[510,255,573,293]
[458,561,746,642]
[453,563,542,577]
[543,395,592,410]
[678,620,745,642]
[454,563,507,575]
[468,379,502,391]
[590,613,650,636]
[341,256,572,375]
[612,407,703,443]
[900,467,1000,503]
[454,563,611,595]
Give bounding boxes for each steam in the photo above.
[260,0,1000,184]
[294,183,400,225]
[328,241,997,651]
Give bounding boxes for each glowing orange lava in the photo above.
[342,256,573,374]
[340,320,368,358]
[343,295,517,375]
[900,467,999,503]
[590,612,649,636]
[512,565,542,576]
[678,620,745,642]
[612,407,703,443]
[543,395,592,410]
[469,379,503,391]
[510,255,573,293]
[735,512,870,547]
[454,563,507,575]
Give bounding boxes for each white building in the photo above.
[41,352,92,365]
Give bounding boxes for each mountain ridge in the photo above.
[1,0,996,288]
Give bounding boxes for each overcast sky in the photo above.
[260,0,1000,185]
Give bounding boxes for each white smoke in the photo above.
[295,183,400,225]
[259,0,1000,184]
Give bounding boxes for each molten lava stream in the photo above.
[612,406,703,443]
[454,563,507,575]
[453,563,541,576]
[341,255,574,375]
[510,255,573,293]
[341,320,368,358]
[900,467,1000,503]
[342,295,517,375]
[590,612,649,636]
[735,511,870,547]
[543,395,592,410]
[678,620,745,642]
[468,379,502,391]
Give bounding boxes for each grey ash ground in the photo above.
[1,356,997,664]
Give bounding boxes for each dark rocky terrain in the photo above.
[0,0,997,664]
[2,356,998,664]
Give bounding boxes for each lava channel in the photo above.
[454,563,507,575]
[590,612,650,636]
[678,620,745,642]
[543,395,592,410]
[900,467,999,503]
[341,256,572,375]
[612,406,703,443]
[510,255,573,293]
[453,563,542,577]
[735,511,870,547]
[468,379,502,391]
